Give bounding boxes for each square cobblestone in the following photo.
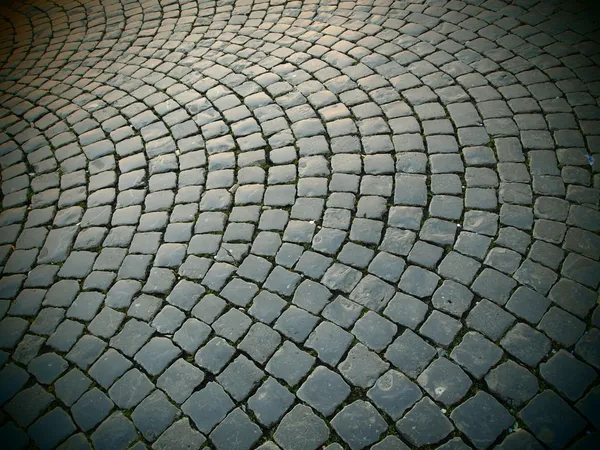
[266,341,315,387]
[385,330,436,378]
[248,377,294,427]
[181,382,234,434]
[451,392,514,449]
[298,366,350,417]
[367,369,422,420]
[332,401,387,450]
[450,332,503,379]
[396,398,454,447]
[519,391,586,449]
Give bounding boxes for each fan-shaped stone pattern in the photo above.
[0,0,599,449]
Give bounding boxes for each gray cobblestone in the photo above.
[1,1,598,446]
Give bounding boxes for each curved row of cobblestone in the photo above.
[0,0,599,449]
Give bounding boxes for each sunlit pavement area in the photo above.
[0,0,599,448]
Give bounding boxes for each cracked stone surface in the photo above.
[0,0,599,449]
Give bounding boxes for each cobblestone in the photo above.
[397,397,454,447]
[451,392,513,449]
[0,0,598,448]
[520,390,586,450]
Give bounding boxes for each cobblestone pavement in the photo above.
[0,0,599,448]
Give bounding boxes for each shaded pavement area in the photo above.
[0,0,599,449]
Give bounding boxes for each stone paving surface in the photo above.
[0,0,599,448]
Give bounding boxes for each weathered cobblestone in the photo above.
[0,0,599,448]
